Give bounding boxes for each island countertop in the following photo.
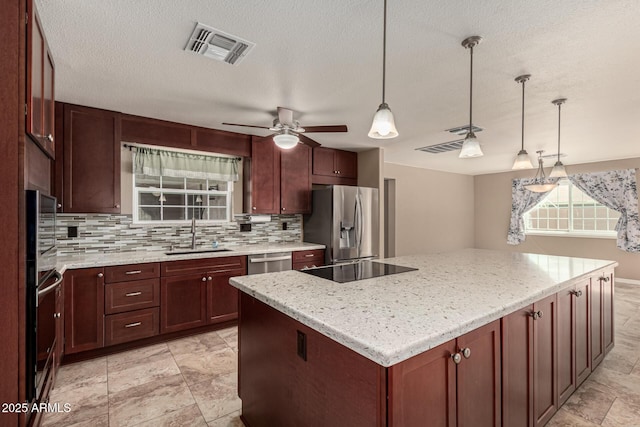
[229,248,617,367]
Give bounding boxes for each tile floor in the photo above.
[43,326,244,427]
[45,284,640,426]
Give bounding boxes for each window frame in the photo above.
[523,179,619,239]
[132,172,234,225]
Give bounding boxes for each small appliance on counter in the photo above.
[303,185,379,265]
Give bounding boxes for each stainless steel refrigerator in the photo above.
[303,185,379,264]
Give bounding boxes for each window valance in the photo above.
[133,146,239,182]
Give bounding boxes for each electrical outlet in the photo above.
[282,222,288,230]
[240,223,251,232]
[68,226,78,238]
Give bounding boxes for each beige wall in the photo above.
[358,148,385,258]
[475,157,640,280]
[120,143,244,216]
[383,162,475,256]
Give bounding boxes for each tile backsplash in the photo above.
[56,214,302,255]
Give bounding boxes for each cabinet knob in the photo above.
[201,277,207,282]
[570,289,583,297]
[53,312,61,319]
[252,207,257,210]
[600,276,610,282]
[461,347,471,359]
[97,272,104,278]
[115,204,120,209]
[57,203,62,209]
[282,207,286,211]
[337,170,341,174]
[208,276,212,281]
[451,352,462,364]
[529,310,543,320]
[46,134,53,142]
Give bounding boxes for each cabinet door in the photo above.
[250,137,280,214]
[63,104,121,213]
[26,1,43,146]
[456,319,501,427]
[591,277,604,368]
[388,340,457,427]
[557,287,575,405]
[533,294,558,427]
[312,147,337,177]
[54,284,64,375]
[43,50,55,156]
[160,273,207,333]
[280,143,311,214]
[335,149,358,179]
[207,268,244,324]
[575,280,591,387]
[501,305,534,427]
[64,268,105,354]
[602,272,614,355]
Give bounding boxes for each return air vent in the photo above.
[445,124,483,135]
[185,23,255,65]
[415,140,465,154]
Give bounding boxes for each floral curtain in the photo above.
[507,177,560,245]
[568,169,640,252]
[133,147,239,181]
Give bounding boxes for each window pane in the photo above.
[164,193,184,206]
[135,174,160,188]
[138,207,160,221]
[208,181,228,192]
[138,192,160,206]
[583,206,595,218]
[596,219,608,231]
[187,194,205,206]
[187,207,206,220]
[162,176,184,189]
[186,178,208,191]
[573,219,583,230]
[559,207,568,218]
[209,208,227,221]
[208,195,226,207]
[583,219,595,230]
[559,219,569,230]
[549,219,558,229]
[609,219,619,230]
[164,207,185,221]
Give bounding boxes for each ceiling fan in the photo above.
[223,106,348,149]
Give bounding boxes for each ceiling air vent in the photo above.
[416,140,465,154]
[185,23,255,65]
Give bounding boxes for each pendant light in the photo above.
[512,75,534,169]
[524,150,558,193]
[459,36,484,158]
[368,0,398,139]
[549,98,568,178]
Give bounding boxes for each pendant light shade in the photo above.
[459,36,484,159]
[524,151,558,193]
[369,0,398,139]
[549,98,568,178]
[512,75,534,169]
[273,132,299,149]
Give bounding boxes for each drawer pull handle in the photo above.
[125,291,142,297]
[125,270,142,275]
[305,254,315,258]
[125,322,142,328]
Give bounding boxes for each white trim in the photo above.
[525,231,617,240]
[616,278,640,286]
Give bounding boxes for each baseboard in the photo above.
[616,278,640,286]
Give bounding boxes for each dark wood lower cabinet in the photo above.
[575,280,592,387]
[591,277,604,368]
[602,273,614,355]
[534,294,558,427]
[557,287,576,406]
[160,273,207,333]
[64,268,105,354]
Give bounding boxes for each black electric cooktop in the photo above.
[301,261,418,283]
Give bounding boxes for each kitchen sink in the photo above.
[165,248,232,255]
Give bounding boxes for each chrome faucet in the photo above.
[191,216,197,249]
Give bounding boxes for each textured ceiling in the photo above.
[36,0,640,175]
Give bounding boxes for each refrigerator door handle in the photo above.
[355,191,363,257]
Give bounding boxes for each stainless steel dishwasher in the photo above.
[247,252,292,274]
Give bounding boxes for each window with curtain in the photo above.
[508,168,640,252]
[131,146,239,224]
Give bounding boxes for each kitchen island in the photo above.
[229,249,617,427]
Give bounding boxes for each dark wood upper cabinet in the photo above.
[247,136,311,214]
[61,104,121,213]
[26,0,55,158]
[312,147,357,185]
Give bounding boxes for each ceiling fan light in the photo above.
[549,161,568,178]
[512,149,534,170]
[459,132,483,158]
[273,133,299,149]
[368,103,399,139]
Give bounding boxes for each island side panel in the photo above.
[238,292,387,427]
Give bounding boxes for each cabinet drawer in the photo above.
[161,256,246,277]
[104,263,160,283]
[105,308,159,346]
[293,249,324,263]
[105,278,160,315]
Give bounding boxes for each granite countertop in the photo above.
[56,242,325,272]
[229,248,618,367]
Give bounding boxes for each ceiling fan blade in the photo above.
[298,134,321,148]
[277,107,294,126]
[222,122,271,130]
[302,125,348,133]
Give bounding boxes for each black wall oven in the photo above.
[26,190,61,407]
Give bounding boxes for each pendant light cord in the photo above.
[557,102,561,162]
[381,0,387,104]
[521,79,525,151]
[469,45,473,131]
